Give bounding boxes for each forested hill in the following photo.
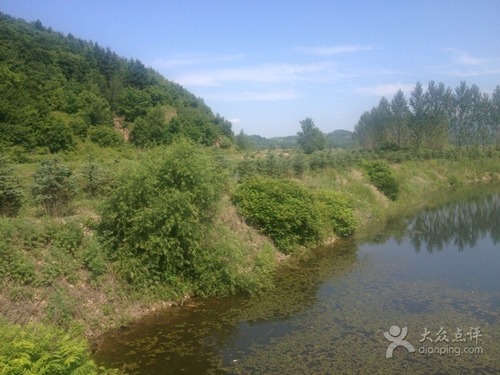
[0,12,234,153]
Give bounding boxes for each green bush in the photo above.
[46,288,78,328]
[51,222,84,255]
[362,160,399,200]
[0,155,23,216]
[99,140,224,291]
[0,319,112,374]
[232,177,322,253]
[32,158,76,216]
[82,238,108,282]
[81,156,108,197]
[0,241,37,285]
[89,126,123,147]
[314,190,356,237]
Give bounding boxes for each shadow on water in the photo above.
[94,185,500,374]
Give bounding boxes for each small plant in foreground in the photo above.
[32,158,75,216]
[0,155,23,216]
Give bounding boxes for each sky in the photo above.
[2,1,500,137]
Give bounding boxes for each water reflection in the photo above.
[407,194,500,252]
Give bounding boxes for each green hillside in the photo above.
[0,12,233,154]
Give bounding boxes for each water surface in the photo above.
[95,187,500,374]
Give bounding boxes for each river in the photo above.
[94,186,500,374]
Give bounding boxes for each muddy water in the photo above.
[94,187,500,374]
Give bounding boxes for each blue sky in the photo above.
[2,1,500,137]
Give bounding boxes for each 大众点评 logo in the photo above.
[384,325,415,358]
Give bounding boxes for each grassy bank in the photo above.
[1,146,499,373]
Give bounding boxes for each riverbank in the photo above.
[1,150,500,342]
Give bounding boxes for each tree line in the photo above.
[354,81,500,150]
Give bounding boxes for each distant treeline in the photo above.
[354,81,500,150]
[236,129,355,150]
[0,12,233,153]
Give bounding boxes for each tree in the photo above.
[35,116,75,153]
[32,158,75,216]
[448,82,484,149]
[371,97,392,148]
[492,85,500,149]
[81,155,107,197]
[88,126,123,147]
[354,111,375,149]
[297,117,326,154]
[408,82,426,149]
[476,93,492,150]
[0,155,23,216]
[130,107,170,147]
[390,89,410,148]
[423,81,450,149]
[235,130,251,151]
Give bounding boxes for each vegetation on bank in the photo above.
[2,146,500,375]
[232,177,355,253]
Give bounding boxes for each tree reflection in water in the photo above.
[406,193,499,253]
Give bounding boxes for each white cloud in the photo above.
[150,53,246,69]
[357,83,414,97]
[208,90,300,102]
[295,44,375,56]
[430,48,500,77]
[456,54,489,67]
[229,118,241,124]
[174,62,338,87]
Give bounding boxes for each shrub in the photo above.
[314,190,356,237]
[81,156,107,197]
[362,160,399,200]
[232,177,322,253]
[99,140,224,290]
[46,288,78,328]
[51,221,84,255]
[0,241,37,285]
[0,319,111,374]
[0,155,23,216]
[89,126,123,147]
[82,238,108,282]
[32,158,75,216]
[291,152,306,177]
[35,117,75,153]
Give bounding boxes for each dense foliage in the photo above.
[362,160,399,200]
[0,320,111,374]
[0,155,23,216]
[232,177,356,253]
[354,82,500,150]
[98,141,231,295]
[0,12,233,153]
[32,158,75,216]
[314,190,356,237]
[297,117,327,154]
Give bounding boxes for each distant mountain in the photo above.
[0,12,233,153]
[244,130,355,150]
